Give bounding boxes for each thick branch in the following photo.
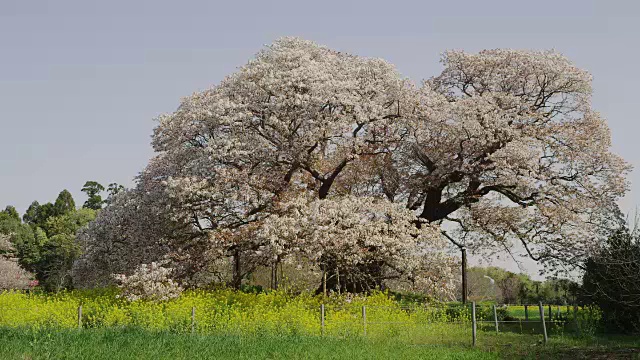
[318,158,349,199]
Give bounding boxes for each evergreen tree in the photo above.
[2,206,20,222]
[81,181,105,210]
[53,189,75,216]
[22,201,40,224]
[583,227,640,333]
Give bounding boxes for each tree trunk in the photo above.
[232,249,242,289]
[462,247,468,304]
[315,258,384,294]
[271,258,279,290]
[322,266,327,297]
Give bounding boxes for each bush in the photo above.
[113,262,183,302]
[582,228,640,333]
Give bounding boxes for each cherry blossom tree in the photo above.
[74,38,628,295]
[113,261,183,302]
[256,195,454,293]
[408,50,629,273]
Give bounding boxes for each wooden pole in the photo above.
[232,249,241,289]
[539,302,548,344]
[321,304,325,336]
[191,306,196,334]
[77,305,82,329]
[472,302,477,346]
[493,305,499,334]
[270,264,275,289]
[548,305,552,322]
[524,305,529,321]
[574,304,580,336]
[273,261,278,290]
[462,247,468,304]
[362,306,367,336]
[519,317,523,333]
[322,266,327,298]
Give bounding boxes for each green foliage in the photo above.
[53,189,76,217]
[38,234,82,291]
[582,227,640,333]
[2,206,20,222]
[465,266,579,305]
[13,226,42,267]
[38,203,56,225]
[0,212,35,260]
[4,187,98,292]
[23,201,56,229]
[536,278,580,305]
[81,181,105,210]
[8,206,96,292]
[28,209,94,291]
[43,208,96,238]
[22,201,40,225]
[389,291,433,305]
[0,211,23,236]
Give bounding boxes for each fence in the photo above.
[0,301,595,346]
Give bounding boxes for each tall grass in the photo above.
[0,328,498,360]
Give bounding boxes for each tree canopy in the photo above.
[74,38,629,295]
[81,181,105,210]
[582,226,640,332]
[53,189,76,216]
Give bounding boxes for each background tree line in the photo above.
[0,181,124,291]
[455,221,640,334]
[456,266,579,305]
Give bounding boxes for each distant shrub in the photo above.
[113,262,183,302]
[582,228,640,333]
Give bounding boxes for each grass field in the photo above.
[1,328,639,360]
[0,328,495,360]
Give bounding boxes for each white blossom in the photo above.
[113,261,183,302]
[74,38,629,290]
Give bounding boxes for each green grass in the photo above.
[1,328,639,360]
[504,305,574,320]
[0,328,496,360]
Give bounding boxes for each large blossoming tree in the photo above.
[74,38,628,296]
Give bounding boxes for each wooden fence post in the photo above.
[472,302,477,346]
[573,304,580,336]
[77,305,82,329]
[362,306,367,336]
[321,304,325,336]
[493,305,499,334]
[524,304,528,321]
[191,306,196,334]
[539,302,548,344]
[548,305,552,322]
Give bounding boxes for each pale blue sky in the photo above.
[1,0,638,277]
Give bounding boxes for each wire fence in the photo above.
[0,301,597,346]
